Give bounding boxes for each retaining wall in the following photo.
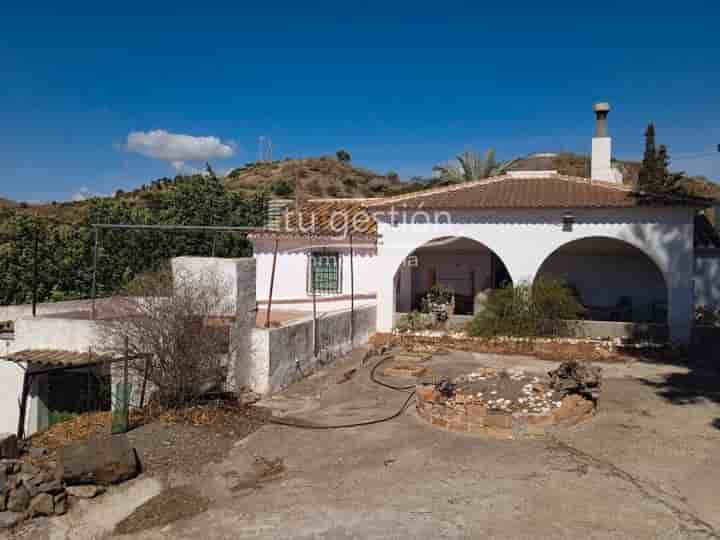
[243,305,376,394]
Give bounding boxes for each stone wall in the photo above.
[415,384,595,439]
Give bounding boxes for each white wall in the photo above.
[695,251,720,309]
[11,317,101,353]
[374,207,696,343]
[242,305,376,394]
[0,360,25,434]
[253,238,377,302]
[172,257,249,315]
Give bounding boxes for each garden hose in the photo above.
[264,355,418,430]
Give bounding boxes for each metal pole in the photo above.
[310,238,318,357]
[32,224,39,317]
[123,337,130,431]
[265,238,279,328]
[90,227,99,319]
[139,356,150,409]
[349,234,355,345]
[16,370,30,439]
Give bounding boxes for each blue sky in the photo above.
[1,1,719,202]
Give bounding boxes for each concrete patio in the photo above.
[19,348,719,540]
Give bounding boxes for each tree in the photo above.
[432,149,513,183]
[386,171,399,182]
[637,124,686,194]
[336,149,351,163]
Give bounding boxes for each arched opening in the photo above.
[394,236,511,317]
[536,237,668,324]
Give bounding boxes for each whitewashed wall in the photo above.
[374,207,696,343]
[253,238,377,302]
[695,250,720,309]
[0,359,24,434]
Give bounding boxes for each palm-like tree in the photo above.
[432,149,515,183]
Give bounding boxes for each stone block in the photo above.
[0,511,24,530]
[28,494,54,517]
[66,484,106,499]
[485,413,512,429]
[415,385,435,402]
[7,486,29,513]
[58,435,139,486]
[447,420,468,433]
[431,415,447,428]
[54,492,68,516]
[0,435,18,460]
[38,479,64,496]
[465,404,488,418]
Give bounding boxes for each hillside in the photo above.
[224,157,420,199]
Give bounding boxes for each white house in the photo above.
[250,104,719,344]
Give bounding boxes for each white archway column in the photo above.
[666,258,694,344]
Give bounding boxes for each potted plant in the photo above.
[421,284,455,323]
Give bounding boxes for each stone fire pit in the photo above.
[415,366,598,439]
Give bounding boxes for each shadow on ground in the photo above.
[639,366,720,430]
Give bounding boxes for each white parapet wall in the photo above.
[172,256,253,315]
[240,304,376,394]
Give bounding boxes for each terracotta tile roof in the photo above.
[250,200,378,239]
[365,174,712,209]
[3,349,115,368]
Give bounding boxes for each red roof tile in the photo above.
[365,174,711,209]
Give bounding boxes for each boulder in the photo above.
[38,478,64,496]
[0,435,18,460]
[53,493,68,516]
[0,511,24,530]
[58,435,139,486]
[7,485,30,513]
[29,447,48,459]
[66,485,105,499]
[28,493,54,517]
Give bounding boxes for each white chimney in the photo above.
[591,102,619,182]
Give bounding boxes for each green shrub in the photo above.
[336,149,351,163]
[395,311,433,333]
[466,278,585,338]
[272,179,293,197]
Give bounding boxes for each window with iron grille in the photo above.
[307,251,342,294]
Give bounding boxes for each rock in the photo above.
[0,511,24,530]
[58,434,139,486]
[22,477,39,498]
[29,447,47,459]
[53,493,68,516]
[20,463,39,476]
[0,435,19,460]
[7,485,30,513]
[0,470,7,496]
[65,485,105,499]
[28,493,54,517]
[38,478,64,495]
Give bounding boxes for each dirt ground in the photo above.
[13,348,720,540]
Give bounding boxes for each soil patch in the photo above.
[23,400,267,477]
[114,485,209,535]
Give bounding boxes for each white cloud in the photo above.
[72,187,95,201]
[126,130,235,170]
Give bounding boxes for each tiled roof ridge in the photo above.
[366,174,634,207]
